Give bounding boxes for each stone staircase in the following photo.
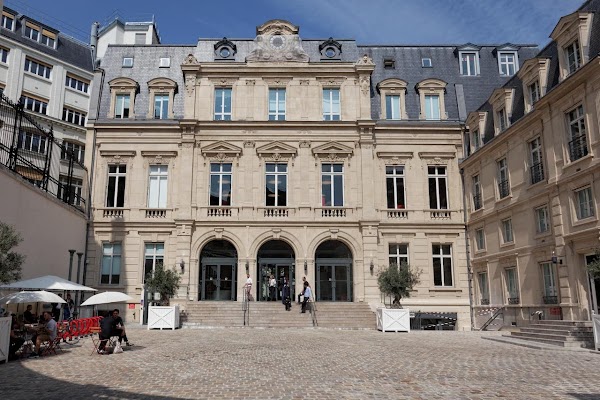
[179,301,376,329]
[506,320,594,348]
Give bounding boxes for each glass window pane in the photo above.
[158,177,168,208]
[433,259,442,286]
[443,259,453,286]
[386,178,395,208]
[277,175,287,206]
[222,176,231,205]
[428,177,437,209]
[210,175,220,205]
[148,176,159,208]
[322,179,331,206]
[333,175,344,206]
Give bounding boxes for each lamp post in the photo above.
[75,252,83,317]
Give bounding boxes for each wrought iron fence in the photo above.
[472,193,482,210]
[0,93,86,211]
[530,162,545,184]
[568,134,588,161]
[498,179,510,199]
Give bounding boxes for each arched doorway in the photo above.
[315,240,353,301]
[256,240,295,301]
[199,240,237,301]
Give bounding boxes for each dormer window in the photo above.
[25,22,40,41]
[319,38,342,60]
[416,78,447,120]
[489,88,514,135]
[214,38,237,61]
[460,52,478,76]
[122,57,133,68]
[41,29,56,48]
[383,59,395,69]
[565,40,581,74]
[466,111,487,153]
[498,52,518,76]
[497,108,507,132]
[159,57,170,68]
[422,58,432,68]
[376,78,408,120]
[518,58,549,113]
[529,81,540,106]
[108,77,139,119]
[2,11,15,31]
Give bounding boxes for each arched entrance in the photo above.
[257,240,295,301]
[199,240,237,301]
[315,240,353,301]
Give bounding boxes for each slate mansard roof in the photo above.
[471,0,600,146]
[96,28,538,122]
[0,7,93,72]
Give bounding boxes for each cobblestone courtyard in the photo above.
[2,328,600,399]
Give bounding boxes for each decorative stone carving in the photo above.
[185,75,196,96]
[246,23,309,63]
[243,141,255,148]
[355,54,375,66]
[210,78,237,87]
[299,140,311,148]
[299,79,310,86]
[256,141,297,165]
[183,53,198,65]
[246,79,256,86]
[359,75,370,96]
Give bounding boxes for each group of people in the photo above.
[243,274,313,313]
[97,309,133,354]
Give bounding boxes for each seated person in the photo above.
[9,315,25,359]
[29,311,57,358]
[98,311,114,354]
[23,305,36,324]
[111,309,133,346]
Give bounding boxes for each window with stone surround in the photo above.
[377,78,408,120]
[106,165,126,208]
[209,163,232,206]
[214,88,232,121]
[144,243,164,283]
[386,165,405,209]
[416,79,447,120]
[101,242,121,285]
[108,77,138,119]
[389,244,409,268]
[148,77,177,119]
[432,244,453,287]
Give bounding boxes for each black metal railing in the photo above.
[472,193,482,210]
[480,307,504,331]
[530,162,544,184]
[507,297,520,305]
[568,134,588,162]
[0,93,86,211]
[542,295,558,304]
[498,179,510,199]
[242,288,249,326]
[480,298,490,305]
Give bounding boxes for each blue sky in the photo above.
[6,0,584,46]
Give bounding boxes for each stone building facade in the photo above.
[85,19,537,329]
[461,0,600,327]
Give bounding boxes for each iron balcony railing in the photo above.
[542,295,558,304]
[472,193,482,210]
[498,179,510,199]
[568,134,589,162]
[507,297,520,305]
[530,162,545,184]
[480,298,490,305]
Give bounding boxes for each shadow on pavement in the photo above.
[567,395,600,399]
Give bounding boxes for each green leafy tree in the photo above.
[0,222,24,284]
[586,249,600,279]
[377,262,421,308]
[145,264,181,306]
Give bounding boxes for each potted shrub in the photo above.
[145,265,181,330]
[376,262,421,332]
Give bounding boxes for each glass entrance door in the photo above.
[316,262,352,301]
[258,261,294,301]
[201,259,236,301]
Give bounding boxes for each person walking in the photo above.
[243,274,253,301]
[281,279,291,311]
[269,275,277,301]
[301,281,312,313]
[63,293,74,320]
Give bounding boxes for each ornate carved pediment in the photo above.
[108,77,139,91]
[246,20,309,63]
[200,141,242,157]
[141,150,178,165]
[209,78,237,87]
[256,141,297,164]
[355,54,374,66]
[99,150,136,165]
[312,142,353,164]
[183,53,199,65]
[376,151,414,165]
[147,77,177,91]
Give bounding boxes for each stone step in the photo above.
[503,334,592,348]
[536,320,592,327]
[511,331,592,342]
[520,327,593,336]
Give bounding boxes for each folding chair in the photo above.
[90,326,108,355]
[41,336,63,356]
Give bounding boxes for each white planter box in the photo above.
[0,317,10,363]
[593,315,600,350]
[377,307,410,332]
[147,305,180,330]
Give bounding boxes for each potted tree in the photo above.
[145,265,181,330]
[376,262,421,332]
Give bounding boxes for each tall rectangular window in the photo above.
[58,175,83,206]
[144,243,164,282]
[541,262,558,304]
[322,88,340,121]
[529,80,540,106]
[567,105,588,161]
[2,13,14,30]
[501,218,513,243]
[475,228,485,251]
[321,163,344,207]
[535,206,550,234]
[478,272,489,304]
[214,88,232,120]
[505,267,519,303]
[61,141,85,163]
[497,158,510,198]
[268,88,286,121]
[460,52,478,76]
[17,131,47,154]
[472,174,482,211]
[101,243,121,285]
[209,163,232,206]
[529,137,544,184]
[424,94,440,120]
[0,47,9,63]
[265,163,287,207]
[106,165,126,207]
[385,95,401,120]
[154,94,169,119]
[471,129,480,151]
[428,166,447,210]
[115,94,130,119]
[432,244,453,287]
[463,131,471,157]
[498,52,517,76]
[389,244,409,268]
[565,40,581,74]
[497,108,507,132]
[148,165,168,208]
[575,186,594,220]
[386,165,405,209]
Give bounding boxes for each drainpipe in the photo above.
[460,164,475,331]
[67,249,76,281]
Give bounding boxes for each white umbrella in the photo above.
[80,292,133,306]
[0,275,97,292]
[0,290,67,304]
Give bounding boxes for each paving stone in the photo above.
[1,329,600,399]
